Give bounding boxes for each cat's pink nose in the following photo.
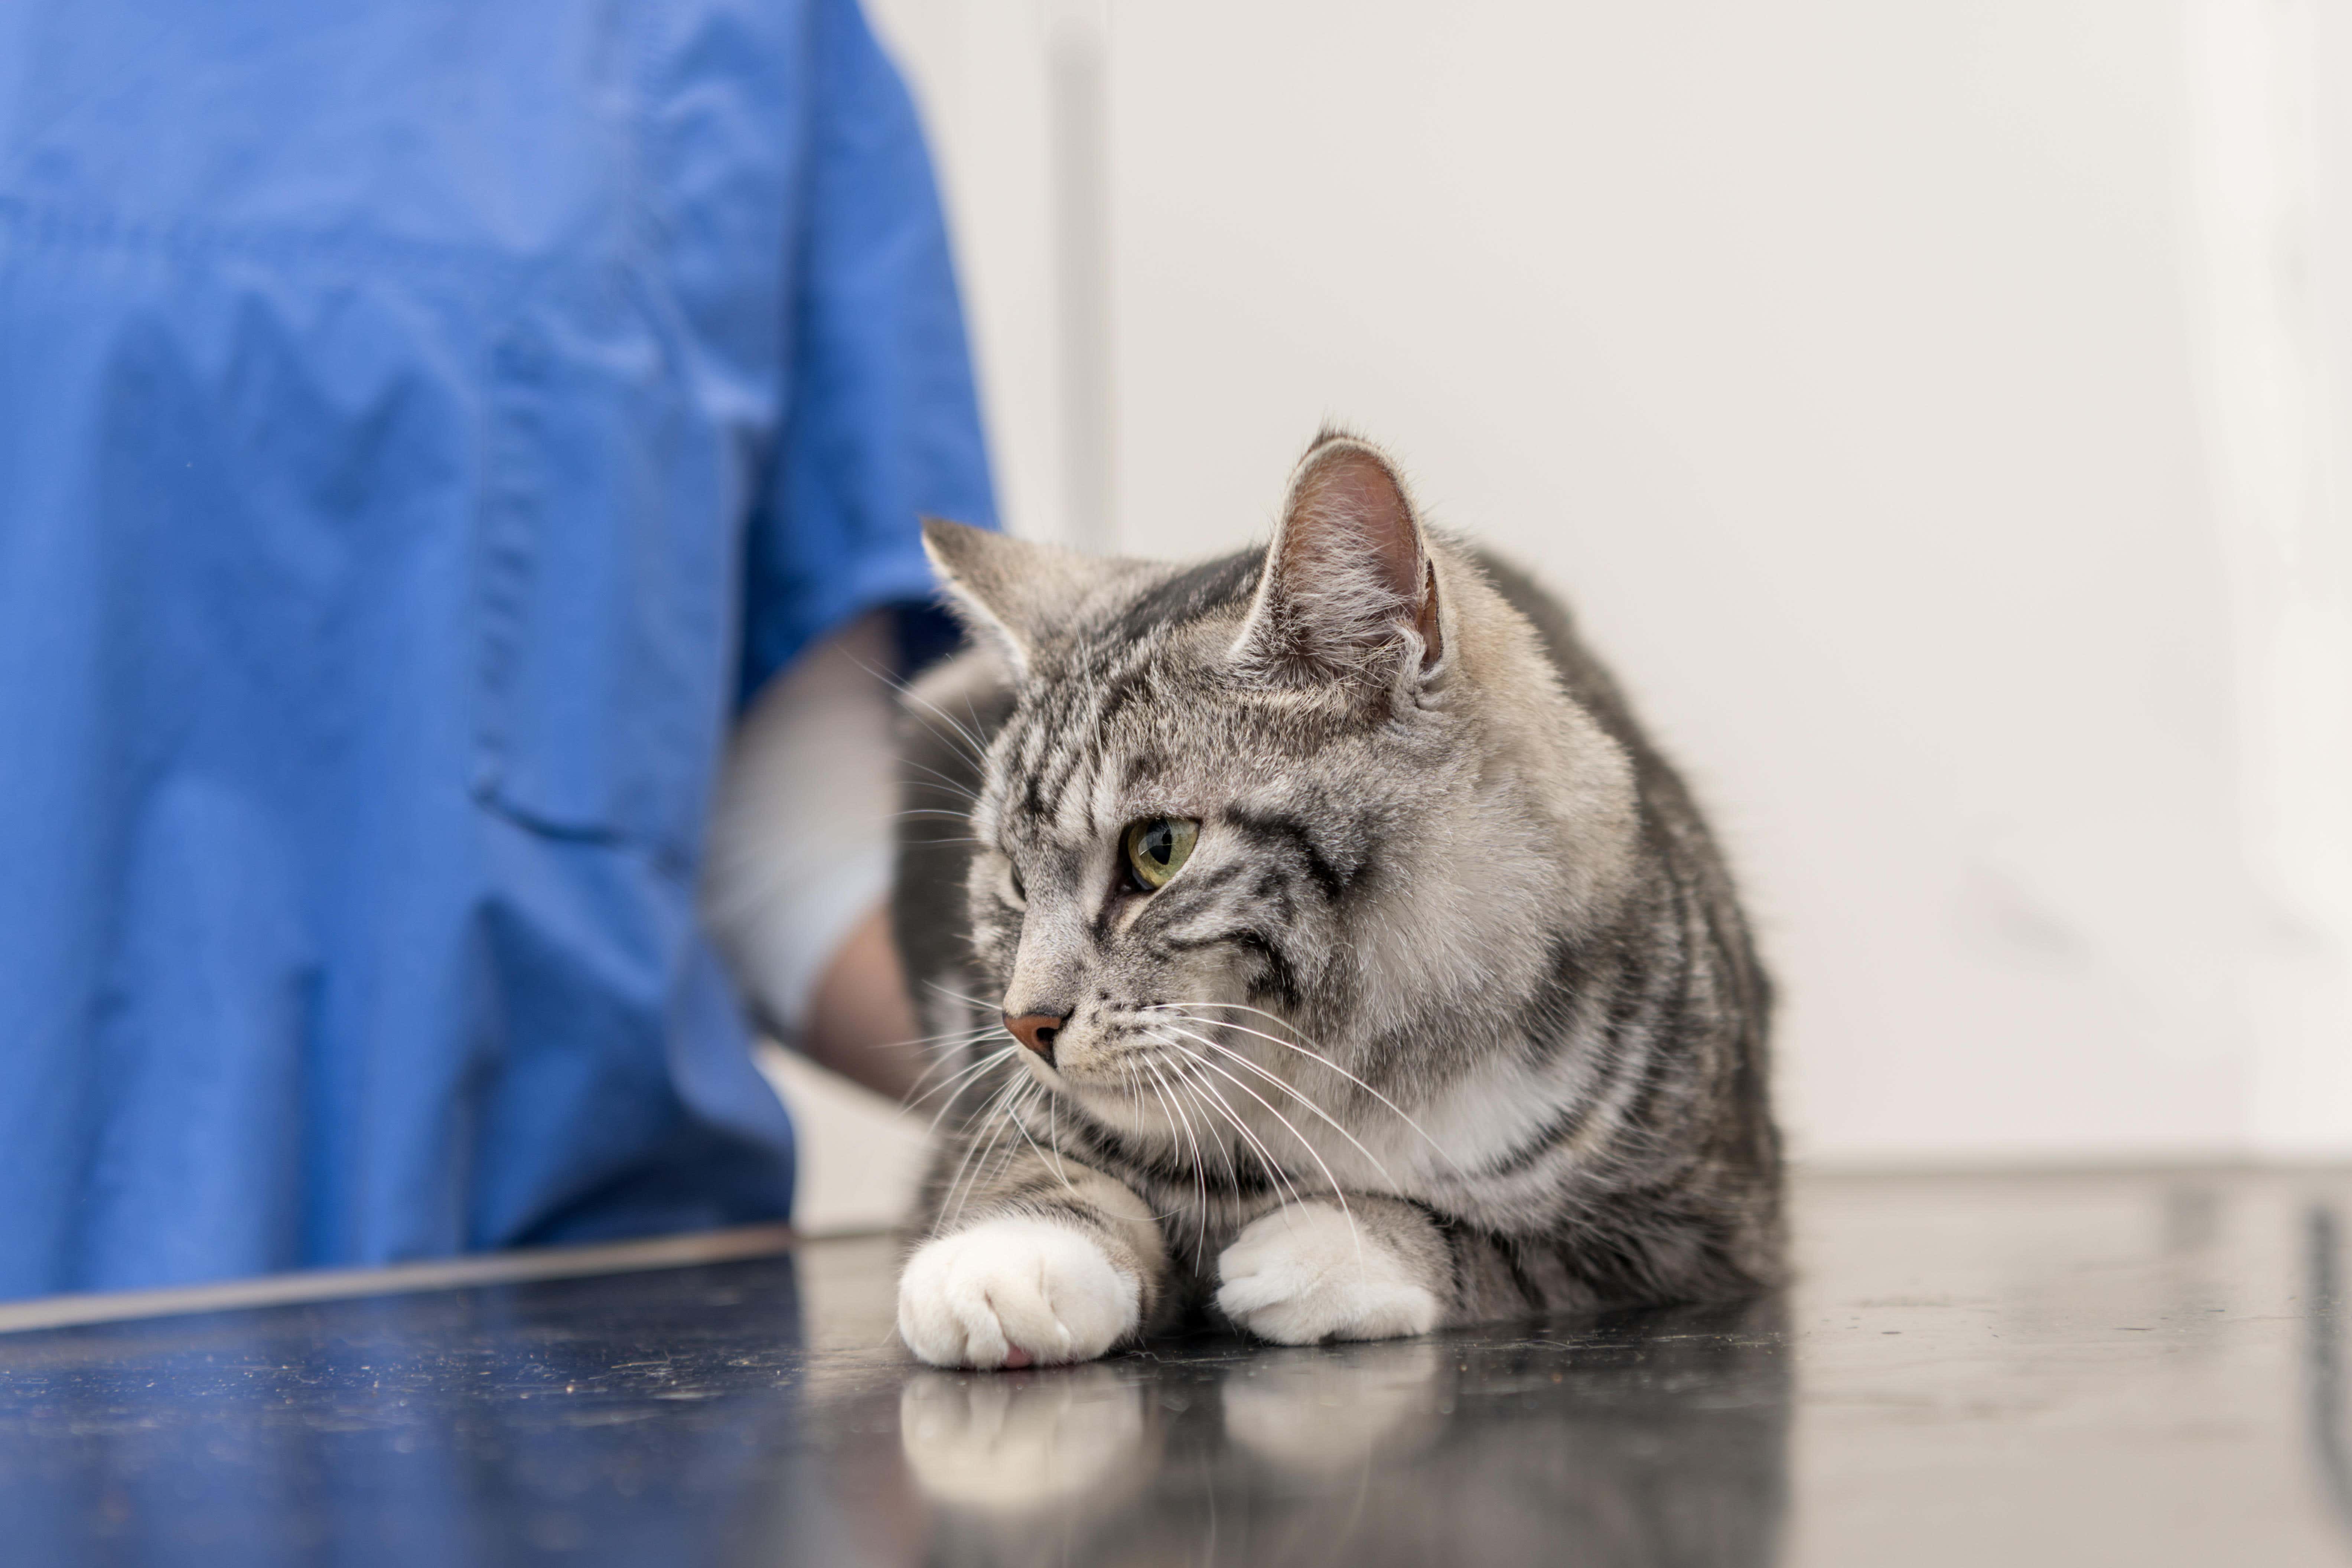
[1004,1013,1065,1063]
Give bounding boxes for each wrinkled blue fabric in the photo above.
[0,0,996,1300]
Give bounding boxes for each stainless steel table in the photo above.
[0,1169,2345,1565]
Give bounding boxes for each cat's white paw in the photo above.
[1215,1203,1443,1346]
[898,1216,1140,1369]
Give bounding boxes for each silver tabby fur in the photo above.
[891,431,1781,1363]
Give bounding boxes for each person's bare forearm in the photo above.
[800,902,926,1102]
[704,610,930,1101]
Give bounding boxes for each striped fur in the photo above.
[890,433,1781,1363]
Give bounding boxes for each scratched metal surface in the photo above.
[0,1170,2345,1566]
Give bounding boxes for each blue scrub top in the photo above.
[0,0,996,1299]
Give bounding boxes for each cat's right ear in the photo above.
[921,519,1085,681]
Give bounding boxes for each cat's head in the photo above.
[923,432,1639,1119]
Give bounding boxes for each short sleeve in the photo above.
[738,0,999,704]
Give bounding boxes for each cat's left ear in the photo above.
[1232,433,1445,688]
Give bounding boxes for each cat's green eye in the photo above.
[1123,817,1199,893]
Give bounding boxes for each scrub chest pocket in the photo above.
[1,212,736,873]
[473,287,739,873]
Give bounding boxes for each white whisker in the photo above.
[1154,1023,1400,1191]
[1118,1062,1188,1222]
[897,757,981,803]
[856,655,993,769]
[897,1027,1014,1093]
[1141,1055,1213,1258]
[937,1073,1032,1232]
[1147,1003,1461,1171]
[921,979,1004,1015]
[1147,1033,1316,1217]
[894,1024,1014,1091]
[954,1082,1037,1227]
[910,1046,1022,1137]
[1149,1030,1361,1263]
[1015,1088,1077,1197]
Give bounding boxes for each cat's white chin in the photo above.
[1215,1203,1444,1345]
[897,1216,1140,1369]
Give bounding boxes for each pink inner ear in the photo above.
[1270,443,1440,670]
[1284,447,1421,602]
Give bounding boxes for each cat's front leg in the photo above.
[1214,1196,1449,1346]
[898,1158,1168,1370]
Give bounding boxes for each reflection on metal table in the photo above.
[0,1169,2345,1566]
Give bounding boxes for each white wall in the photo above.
[862,0,2352,1167]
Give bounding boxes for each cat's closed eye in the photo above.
[1122,817,1198,893]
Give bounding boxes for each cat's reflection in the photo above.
[1218,1339,1447,1475]
[898,1296,1790,1568]
[900,1363,1157,1517]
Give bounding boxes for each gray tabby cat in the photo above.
[891,431,1780,1369]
